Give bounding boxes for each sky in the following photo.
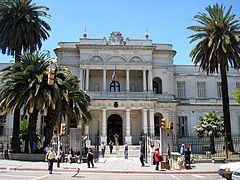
[0,0,239,65]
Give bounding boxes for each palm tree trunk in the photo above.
[210,135,216,154]
[28,109,38,153]
[12,109,20,153]
[42,108,57,149]
[220,63,234,152]
[12,50,22,153]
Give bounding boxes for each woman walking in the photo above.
[45,147,56,174]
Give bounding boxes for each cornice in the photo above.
[54,48,78,53]
[153,50,177,57]
[76,44,156,51]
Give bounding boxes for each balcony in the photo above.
[87,91,176,102]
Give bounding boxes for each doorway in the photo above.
[107,114,123,145]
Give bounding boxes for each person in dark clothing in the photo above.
[139,150,145,166]
[109,140,113,154]
[184,146,191,169]
[87,148,94,168]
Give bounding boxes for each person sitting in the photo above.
[75,150,82,164]
[67,148,74,163]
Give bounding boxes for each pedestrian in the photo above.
[87,147,94,168]
[100,142,106,158]
[154,148,162,171]
[32,141,39,153]
[140,150,145,166]
[184,146,191,169]
[180,144,185,156]
[124,143,128,159]
[149,144,154,165]
[3,143,9,160]
[109,140,113,154]
[166,143,171,169]
[45,147,56,174]
[44,144,50,154]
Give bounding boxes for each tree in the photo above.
[232,88,240,103]
[188,3,240,152]
[0,0,51,152]
[0,52,52,153]
[195,111,224,154]
[42,66,92,149]
[19,118,29,153]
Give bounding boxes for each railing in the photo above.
[172,135,240,160]
[88,91,176,101]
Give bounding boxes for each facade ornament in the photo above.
[145,28,149,40]
[83,27,87,38]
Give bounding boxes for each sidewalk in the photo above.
[0,157,220,174]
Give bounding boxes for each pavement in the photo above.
[0,156,220,175]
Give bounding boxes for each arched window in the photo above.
[153,81,159,94]
[110,80,120,92]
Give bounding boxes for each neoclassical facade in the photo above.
[54,32,240,146]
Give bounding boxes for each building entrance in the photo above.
[107,114,123,145]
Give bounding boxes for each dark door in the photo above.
[107,114,123,145]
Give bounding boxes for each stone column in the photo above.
[103,68,106,92]
[86,67,89,91]
[84,124,89,135]
[79,65,83,89]
[126,68,129,92]
[142,109,148,133]
[143,69,146,92]
[101,108,107,143]
[148,69,153,92]
[149,109,155,135]
[125,109,132,144]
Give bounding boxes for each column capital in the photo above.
[126,108,130,112]
[149,109,154,112]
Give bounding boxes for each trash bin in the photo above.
[161,161,166,169]
[206,151,211,159]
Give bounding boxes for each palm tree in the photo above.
[42,66,92,149]
[0,52,52,153]
[188,3,240,152]
[0,0,51,152]
[195,111,224,154]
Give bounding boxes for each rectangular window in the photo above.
[197,82,206,98]
[236,82,240,88]
[217,82,222,98]
[178,116,188,137]
[177,81,186,98]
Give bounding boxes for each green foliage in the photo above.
[194,111,224,138]
[0,0,51,57]
[232,88,240,103]
[20,119,29,133]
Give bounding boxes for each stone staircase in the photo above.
[100,145,141,158]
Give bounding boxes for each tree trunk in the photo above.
[42,108,58,150]
[24,133,29,153]
[220,63,234,152]
[210,135,216,154]
[12,49,22,153]
[12,109,20,153]
[28,109,38,153]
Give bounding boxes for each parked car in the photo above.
[232,168,240,180]
[219,162,240,180]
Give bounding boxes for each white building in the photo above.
[53,31,240,147]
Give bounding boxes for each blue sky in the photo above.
[0,0,239,64]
